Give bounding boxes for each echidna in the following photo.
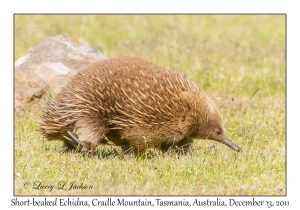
[39,57,241,155]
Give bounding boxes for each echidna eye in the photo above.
[216,130,221,135]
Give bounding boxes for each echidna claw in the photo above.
[63,135,77,147]
[63,131,88,151]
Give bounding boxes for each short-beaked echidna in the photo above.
[39,57,241,155]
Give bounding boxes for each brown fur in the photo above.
[39,57,240,155]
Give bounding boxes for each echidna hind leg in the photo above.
[62,131,88,151]
[72,118,108,151]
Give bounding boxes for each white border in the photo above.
[3,0,299,209]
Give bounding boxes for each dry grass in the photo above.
[14,14,285,195]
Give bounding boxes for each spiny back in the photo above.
[42,57,202,131]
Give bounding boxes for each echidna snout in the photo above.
[220,137,241,152]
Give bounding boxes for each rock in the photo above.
[14,34,107,114]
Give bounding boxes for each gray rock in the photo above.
[14,34,107,114]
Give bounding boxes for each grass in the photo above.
[14,14,285,195]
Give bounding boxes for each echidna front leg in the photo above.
[159,137,193,155]
[175,137,193,155]
[159,142,172,153]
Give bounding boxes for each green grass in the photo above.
[14,15,285,195]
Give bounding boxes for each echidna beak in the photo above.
[221,137,241,152]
